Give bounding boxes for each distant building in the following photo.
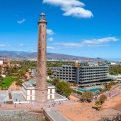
[108,74,121,82]
[0,58,10,66]
[0,58,10,76]
[106,61,118,66]
[49,61,111,87]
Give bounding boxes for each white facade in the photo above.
[108,74,121,81]
[48,87,55,100]
[22,82,55,101]
[22,82,35,101]
[111,62,116,65]
[0,60,3,64]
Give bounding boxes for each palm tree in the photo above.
[95,100,102,111]
[47,68,54,76]
[52,78,59,86]
[104,84,112,91]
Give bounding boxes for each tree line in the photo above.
[109,65,121,75]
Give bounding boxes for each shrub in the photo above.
[7,101,13,104]
[99,94,107,104]
[77,91,82,95]
[95,100,101,106]
[81,91,94,102]
[72,89,77,93]
[1,87,5,90]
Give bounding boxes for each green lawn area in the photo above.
[0,78,16,88]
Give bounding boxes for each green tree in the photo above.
[52,78,59,86]
[0,76,3,87]
[95,100,101,106]
[99,88,103,93]
[95,100,102,111]
[56,81,72,97]
[109,66,121,75]
[81,91,94,102]
[47,68,54,76]
[109,80,116,86]
[15,79,23,86]
[104,84,112,91]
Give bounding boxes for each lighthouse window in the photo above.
[43,25,44,27]
[43,48,44,51]
[43,35,44,39]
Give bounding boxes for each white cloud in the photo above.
[43,0,93,18]
[17,19,26,24]
[47,29,54,35]
[82,37,118,45]
[47,46,55,49]
[54,42,82,48]
[0,44,10,47]
[54,37,118,48]
[48,37,54,41]
[19,44,24,46]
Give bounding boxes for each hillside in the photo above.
[0,50,104,61]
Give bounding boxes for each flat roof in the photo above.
[22,82,55,89]
[47,83,55,88]
[22,82,35,89]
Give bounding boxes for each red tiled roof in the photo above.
[0,64,7,67]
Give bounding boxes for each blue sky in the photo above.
[0,0,121,59]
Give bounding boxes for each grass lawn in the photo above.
[0,78,16,88]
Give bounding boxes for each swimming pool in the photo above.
[76,88,100,93]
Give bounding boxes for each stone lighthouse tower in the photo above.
[35,13,47,102]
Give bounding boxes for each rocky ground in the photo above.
[0,110,46,121]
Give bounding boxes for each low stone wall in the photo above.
[43,110,53,121]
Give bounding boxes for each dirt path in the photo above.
[8,81,22,91]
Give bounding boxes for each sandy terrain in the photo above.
[69,95,80,101]
[58,95,121,121]
[8,81,22,90]
[103,94,121,111]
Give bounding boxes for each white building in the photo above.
[22,81,55,101]
[22,82,35,101]
[0,60,3,64]
[108,74,121,82]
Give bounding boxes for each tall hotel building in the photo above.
[49,62,111,87]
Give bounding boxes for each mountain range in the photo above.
[0,50,104,61]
